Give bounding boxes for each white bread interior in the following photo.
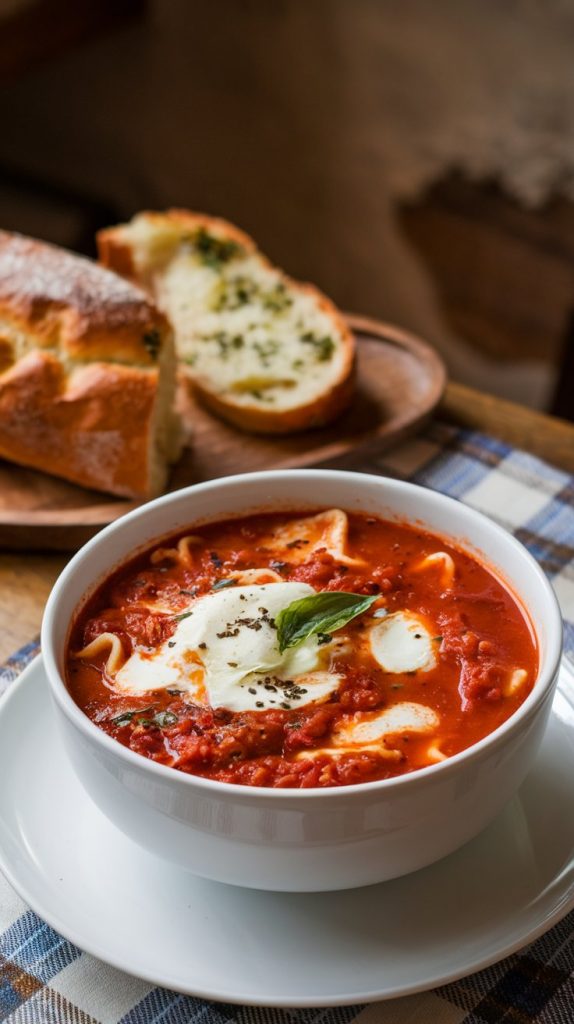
[98,211,355,434]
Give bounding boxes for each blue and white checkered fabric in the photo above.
[1,423,573,1023]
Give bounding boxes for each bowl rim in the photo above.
[42,468,564,802]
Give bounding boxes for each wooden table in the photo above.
[1,382,572,662]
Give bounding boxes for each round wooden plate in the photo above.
[0,316,446,551]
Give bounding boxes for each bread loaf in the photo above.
[98,210,355,433]
[0,231,181,498]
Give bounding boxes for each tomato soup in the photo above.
[66,509,537,789]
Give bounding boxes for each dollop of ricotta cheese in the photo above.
[114,582,342,712]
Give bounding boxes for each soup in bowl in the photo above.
[42,470,562,891]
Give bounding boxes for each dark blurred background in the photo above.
[0,0,572,418]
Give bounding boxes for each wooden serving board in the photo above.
[0,316,446,551]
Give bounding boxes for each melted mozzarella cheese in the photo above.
[261,509,364,566]
[296,702,440,760]
[369,611,437,674]
[334,702,439,747]
[114,582,342,712]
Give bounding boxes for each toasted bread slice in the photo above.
[98,210,355,433]
[0,231,182,498]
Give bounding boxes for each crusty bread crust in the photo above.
[98,209,258,283]
[0,231,180,498]
[191,281,356,434]
[193,361,355,434]
[98,210,356,435]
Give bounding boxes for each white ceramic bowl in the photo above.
[42,470,563,892]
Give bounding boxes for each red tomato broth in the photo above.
[66,510,538,789]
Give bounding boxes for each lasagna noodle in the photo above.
[262,509,365,566]
[74,632,126,675]
[415,551,456,589]
[151,535,203,567]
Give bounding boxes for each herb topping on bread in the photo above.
[98,211,355,433]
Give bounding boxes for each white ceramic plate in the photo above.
[0,656,573,1007]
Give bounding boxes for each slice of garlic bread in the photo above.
[98,210,355,433]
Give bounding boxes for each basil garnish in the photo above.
[111,705,155,728]
[113,708,179,729]
[276,591,378,654]
[212,578,236,591]
[154,711,178,728]
[111,711,136,728]
[174,611,193,623]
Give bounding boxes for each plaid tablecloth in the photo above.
[1,422,573,1024]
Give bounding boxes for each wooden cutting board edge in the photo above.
[0,315,446,549]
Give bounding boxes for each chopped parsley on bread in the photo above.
[98,210,355,433]
[0,231,182,498]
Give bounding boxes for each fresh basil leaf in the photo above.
[276,591,378,654]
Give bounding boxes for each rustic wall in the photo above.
[0,0,572,409]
